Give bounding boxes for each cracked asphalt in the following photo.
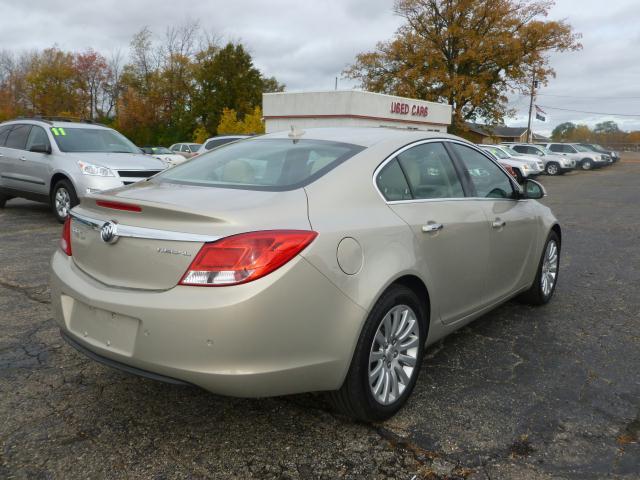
[1,157,639,479]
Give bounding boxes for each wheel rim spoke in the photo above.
[368,304,420,405]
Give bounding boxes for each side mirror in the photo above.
[29,144,51,154]
[521,179,545,199]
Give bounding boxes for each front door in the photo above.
[449,143,538,301]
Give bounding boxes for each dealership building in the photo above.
[263,90,452,134]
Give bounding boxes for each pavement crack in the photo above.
[0,278,51,304]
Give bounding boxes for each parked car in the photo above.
[0,118,166,222]
[169,143,201,158]
[51,128,561,422]
[506,143,576,175]
[141,146,187,167]
[479,145,540,182]
[538,142,610,170]
[196,135,250,155]
[499,162,517,179]
[579,143,620,163]
[484,144,546,175]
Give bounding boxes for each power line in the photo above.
[518,93,640,100]
[536,105,640,117]
[536,93,640,100]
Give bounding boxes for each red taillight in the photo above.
[60,217,72,256]
[96,200,142,212]
[180,230,318,286]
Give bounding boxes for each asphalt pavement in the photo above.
[1,158,639,479]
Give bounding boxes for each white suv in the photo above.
[506,143,576,176]
[539,143,610,170]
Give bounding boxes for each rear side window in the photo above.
[451,144,514,199]
[158,138,365,191]
[5,124,32,150]
[376,159,412,201]
[205,138,236,150]
[396,143,464,199]
[0,125,11,146]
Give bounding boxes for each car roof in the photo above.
[0,118,109,130]
[261,127,459,148]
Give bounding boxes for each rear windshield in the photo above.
[51,127,140,153]
[156,138,365,191]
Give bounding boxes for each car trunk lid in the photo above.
[69,181,311,290]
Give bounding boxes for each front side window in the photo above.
[5,124,32,150]
[181,145,190,153]
[451,144,514,199]
[188,144,201,152]
[573,144,590,152]
[26,126,50,151]
[51,127,139,153]
[396,143,464,199]
[157,138,365,191]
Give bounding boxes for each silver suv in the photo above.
[506,143,576,175]
[0,118,166,222]
[539,143,610,170]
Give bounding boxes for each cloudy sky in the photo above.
[1,0,639,134]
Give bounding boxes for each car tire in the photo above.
[581,159,593,170]
[545,162,560,176]
[328,284,426,422]
[518,230,560,306]
[0,193,10,208]
[51,179,78,223]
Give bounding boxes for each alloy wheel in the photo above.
[368,305,420,405]
[541,240,559,297]
[547,164,559,175]
[55,188,71,219]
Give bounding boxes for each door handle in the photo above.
[422,223,444,233]
[19,156,26,161]
[492,219,506,229]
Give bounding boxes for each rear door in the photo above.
[449,143,538,301]
[379,141,491,324]
[1,124,35,191]
[0,125,14,189]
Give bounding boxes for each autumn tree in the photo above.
[345,0,581,132]
[25,48,80,116]
[75,49,110,120]
[216,106,265,135]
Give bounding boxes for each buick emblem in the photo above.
[100,221,119,244]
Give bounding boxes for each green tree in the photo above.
[551,122,577,141]
[193,42,280,134]
[345,0,582,133]
[593,121,620,135]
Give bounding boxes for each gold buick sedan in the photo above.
[51,128,561,421]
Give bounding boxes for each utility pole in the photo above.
[526,71,536,143]
[335,77,338,90]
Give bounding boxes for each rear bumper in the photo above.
[50,250,367,397]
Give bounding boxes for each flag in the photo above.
[535,105,546,122]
